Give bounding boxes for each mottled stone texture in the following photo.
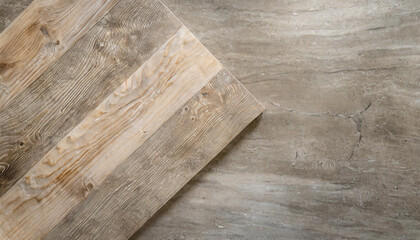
[133,0,420,239]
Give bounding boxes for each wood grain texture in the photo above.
[0,25,221,240]
[0,0,120,109]
[132,0,420,239]
[0,1,264,239]
[44,68,264,240]
[0,0,182,196]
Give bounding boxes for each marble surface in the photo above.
[132,0,420,239]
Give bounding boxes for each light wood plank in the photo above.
[0,0,121,109]
[0,0,182,196]
[0,26,221,240]
[44,68,264,240]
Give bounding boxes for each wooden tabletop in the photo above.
[0,0,263,239]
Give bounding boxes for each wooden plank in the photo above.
[0,0,121,110]
[0,1,265,239]
[44,69,264,240]
[0,0,182,196]
[0,26,221,240]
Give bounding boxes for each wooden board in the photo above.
[0,0,263,239]
[44,69,263,240]
[0,0,182,195]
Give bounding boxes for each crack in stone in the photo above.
[268,100,373,161]
[347,102,371,161]
[347,116,362,161]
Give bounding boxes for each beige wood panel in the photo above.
[0,0,120,109]
[44,69,264,240]
[0,26,221,240]
[0,1,265,239]
[0,0,182,196]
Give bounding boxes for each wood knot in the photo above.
[94,41,105,52]
[202,92,208,96]
[83,182,94,197]
[40,25,50,37]
[19,141,24,147]
[0,162,10,176]
[86,183,94,191]
[0,62,15,70]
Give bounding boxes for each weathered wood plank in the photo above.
[0,0,182,196]
[0,0,121,109]
[44,68,264,240]
[0,26,221,240]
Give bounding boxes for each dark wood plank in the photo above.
[44,68,264,240]
[0,0,182,196]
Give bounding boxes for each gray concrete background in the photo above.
[132,0,420,239]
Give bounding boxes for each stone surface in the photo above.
[132,0,420,239]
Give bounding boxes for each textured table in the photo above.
[0,0,263,239]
